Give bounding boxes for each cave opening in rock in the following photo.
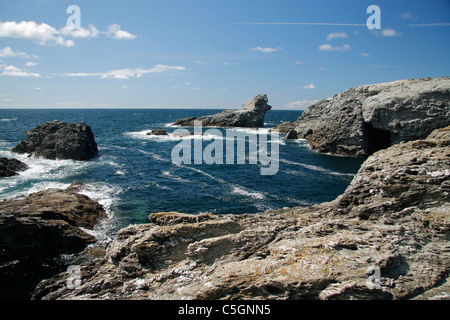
[364,122,391,156]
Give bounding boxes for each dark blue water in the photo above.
[0,109,363,238]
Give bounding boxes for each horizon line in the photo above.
[233,22,367,26]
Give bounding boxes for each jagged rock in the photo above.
[12,120,98,160]
[0,184,106,299]
[32,127,450,300]
[147,128,168,136]
[293,77,450,157]
[0,158,28,178]
[272,121,297,134]
[174,94,272,128]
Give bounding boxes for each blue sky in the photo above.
[0,0,449,109]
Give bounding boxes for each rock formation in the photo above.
[32,127,450,300]
[0,183,106,299]
[174,94,272,128]
[0,158,28,178]
[12,120,98,160]
[147,128,168,136]
[276,77,450,157]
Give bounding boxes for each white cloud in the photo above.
[106,24,136,40]
[319,43,351,52]
[34,87,42,90]
[63,64,185,79]
[25,61,38,66]
[1,65,40,77]
[60,24,99,39]
[326,32,348,41]
[0,21,136,47]
[0,46,39,59]
[401,12,417,21]
[302,83,316,89]
[251,46,281,53]
[359,52,371,57]
[295,60,304,65]
[284,100,318,109]
[381,28,401,37]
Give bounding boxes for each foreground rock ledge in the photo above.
[0,184,106,299]
[33,127,450,300]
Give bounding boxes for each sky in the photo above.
[0,0,449,109]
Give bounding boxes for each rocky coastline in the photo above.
[1,78,449,300]
[31,126,450,300]
[276,77,450,157]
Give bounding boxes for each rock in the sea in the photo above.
[174,94,272,128]
[32,127,450,300]
[12,120,98,160]
[147,128,168,136]
[0,183,106,299]
[284,129,298,140]
[293,77,450,157]
[0,158,28,178]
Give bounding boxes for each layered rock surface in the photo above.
[12,120,98,160]
[0,184,106,299]
[277,77,450,157]
[32,127,450,300]
[174,94,272,128]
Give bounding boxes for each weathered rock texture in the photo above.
[0,184,106,299]
[32,127,450,300]
[174,94,272,128]
[278,77,450,157]
[12,120,98,160]
[0,158,28,178]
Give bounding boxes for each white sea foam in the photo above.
[0,118,17,121]
[161,170,190,183]
[280,159,354,177]
[231,185,265,200]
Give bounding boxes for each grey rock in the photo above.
[0,184,106,299]
[284,129,298,140]
[174,94,272,128]
[32,127,450,300]
[293,77,450,157]
[12,120,98,160]
[147,128,168,136]
[0,158,28,178]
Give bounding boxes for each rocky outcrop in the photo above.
[0,158,28,178]
[32,127,450,300]
[147,128,168,136]
[12,120,98,160]
[0,184,106,299]
[174,94,272,128]
[283,77,450,157]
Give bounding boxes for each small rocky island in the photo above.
[174,94,272,128]
[12,120,98,160]
[276,77,450,157]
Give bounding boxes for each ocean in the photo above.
[0,109,364,240]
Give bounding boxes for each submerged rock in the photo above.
[32,127,450,300]
[0,184,106,299]
[0,158,28,178]
[12,120,98,160]
[292,77,450,157]
[174,94,272,128]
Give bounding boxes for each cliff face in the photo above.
[291,77,450,157]
[32,127,450,300]
[174,94,272,128]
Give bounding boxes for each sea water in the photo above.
[0,109,364,238]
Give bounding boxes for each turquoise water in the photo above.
[0,109,364,238]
